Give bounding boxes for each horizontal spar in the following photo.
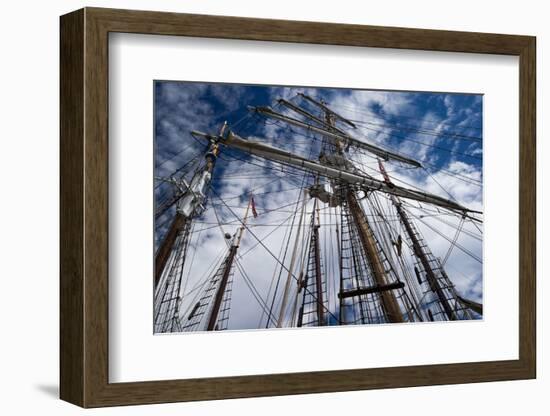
[191,130,478,214]
[338,281,405,298]
[250,105,422,168]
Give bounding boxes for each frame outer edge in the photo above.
[83,6,111,408]
[518,37,536,378]
[60,7,537,407]
[60,8,86,407]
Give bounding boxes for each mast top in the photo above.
[298,93,357,128]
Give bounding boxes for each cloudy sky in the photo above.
[154,81,483,331]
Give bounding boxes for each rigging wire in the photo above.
[350,124,482,161]
[347,117,482,142]
[210,186,341,324]
[154,89,484,331]
[209,189,280,326]
[442,216,466,266]
[270,119,483,187]
[264,171,311,328]
[408,210,482,263]
[322,99,483,132]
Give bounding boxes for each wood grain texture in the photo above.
[59,8,84,407]
[518,38,536,376]
[59,7,537,408]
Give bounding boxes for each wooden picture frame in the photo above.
[60,7,536,408]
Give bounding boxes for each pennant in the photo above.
[251,196,258,218]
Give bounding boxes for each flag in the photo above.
[251,196,258,218]
[392,234,403,257]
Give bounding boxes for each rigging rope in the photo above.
[442,216,466,266]
[210,186,341,325]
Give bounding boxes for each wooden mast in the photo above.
[312,199,326,326]
[154,212,186,287]
[206,197,251,330]
[345,191,404,323]
[297,200,327,327]
[378,159,457,321]
[154,125,222,288]
[322,106,404,324]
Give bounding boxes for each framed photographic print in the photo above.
[60,7,536,408]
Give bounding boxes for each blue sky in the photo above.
[154,81,483,330]
[154,82,482,172]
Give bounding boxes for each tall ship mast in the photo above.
[153,90,483,333]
